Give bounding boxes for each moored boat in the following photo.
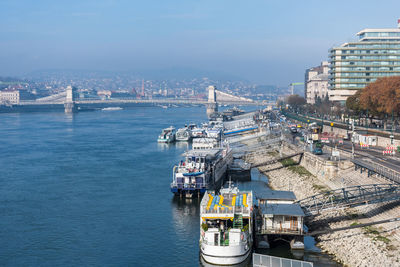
[199,183,253,265]
[176,127,192,142]
[192,138,220,150]
[170,147,232,197]
[157,126,176,143]
[191,127,206,138]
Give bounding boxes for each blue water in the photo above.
[0,106,340,266]
[0,107,208,266]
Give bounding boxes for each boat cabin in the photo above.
[180,149,222,170]
[192,138,220,150]
[259,203,304,235]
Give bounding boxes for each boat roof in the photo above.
[260,203,305,217]
[200,189,253,218]
[254,189,297,201]
[183,149,221,157]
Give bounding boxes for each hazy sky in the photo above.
[1,0,400,85]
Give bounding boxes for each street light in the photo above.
[391,110,394,145]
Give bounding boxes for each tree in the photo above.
[359,76,400,116]
[286,94,306,108]
[346,90,362,114]
[356,76,400,129]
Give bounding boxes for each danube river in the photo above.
[0,106,340,266]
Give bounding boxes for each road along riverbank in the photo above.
[243,138,400,267]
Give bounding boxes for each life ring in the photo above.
[241,233,244,241]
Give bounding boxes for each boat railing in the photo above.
[201,205,251,215]
[171,182,207,189]
[201,237,248,247]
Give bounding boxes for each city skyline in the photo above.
[1,0,400,86]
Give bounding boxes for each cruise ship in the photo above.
[199,183,253,265]
[170,147,233,197]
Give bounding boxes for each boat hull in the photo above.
[158,139,173,143]
[176,136,191,142]
[200,244,252,265]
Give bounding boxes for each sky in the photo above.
[1,0,400,86]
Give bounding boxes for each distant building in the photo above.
[97,90,112,100]
[305,61,329,104]
[329,19,400,103]
[0,90,20,104]
[0,89,35,104]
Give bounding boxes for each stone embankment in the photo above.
[244,139,400,267]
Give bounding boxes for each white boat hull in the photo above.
[176,136,191,141]
[200,244,251,265]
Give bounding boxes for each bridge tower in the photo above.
[64,85,76,113]
[206,85,218,117]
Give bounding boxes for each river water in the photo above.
[0,106,340,266]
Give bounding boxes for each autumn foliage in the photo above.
[346,76,400,116]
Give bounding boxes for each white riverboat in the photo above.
[170,147,233,197]
[157,126,176,143]
[102,107,123,111]
[199,183,253,265]
[191,127,206,138]
[176,127,192,142]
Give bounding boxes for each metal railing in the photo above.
[352,159,400,184]
[253,253,313,267]
[297,183,400,216]
[201,205,251,215]
[257,228,302,235]
[201,237,247,247]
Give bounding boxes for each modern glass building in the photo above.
[328,20,400,103]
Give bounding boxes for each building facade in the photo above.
[0,90,20,104]
[305,61,329,104]
[329,20,400,103]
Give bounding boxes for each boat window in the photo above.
[214,233,219,246]
[201,158,205,163]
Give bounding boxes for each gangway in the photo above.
[297,184,400,216]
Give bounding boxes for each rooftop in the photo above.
[254,189,296,201]
[261,203,305,217]
[357,28,400,35]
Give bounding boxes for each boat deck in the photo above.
[201,191,253,217]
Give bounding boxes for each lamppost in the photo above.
[391,110,394,145]
[351,119,355,159]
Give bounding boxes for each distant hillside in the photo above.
[252,85,280,94]
[0,76,26,83]
[25,68,247,82]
